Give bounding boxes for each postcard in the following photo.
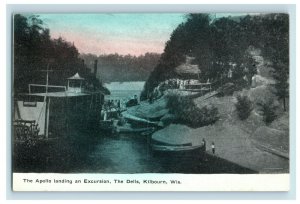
[12,13,290,191]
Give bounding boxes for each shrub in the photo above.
[217,82,236,97]
[235,95,253,120]
[166,94,219,128]
[257,100,277,125]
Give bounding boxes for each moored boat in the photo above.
[14,72,107,140]
[151,143,203,152]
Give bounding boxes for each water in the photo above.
[13,81,256,174]
[14,132,256,173]
[70,133,256,174]
[104,81,145,101]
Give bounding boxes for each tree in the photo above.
[260,14,289,111]
[13,14,103,94]
[141,13,289,101]
[80,52,160,83]
[257,100,277,124]
[235,95,253,120]
[272,64,289,111]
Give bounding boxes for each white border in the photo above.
[2,1,298,202]
[13,173,290,191]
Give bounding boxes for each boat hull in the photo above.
[151,144,204,153]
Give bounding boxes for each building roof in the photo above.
[22,91,89,98]
[21,91,105,98]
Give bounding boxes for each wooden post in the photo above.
[44,97,51,139]
[46,63,49,94]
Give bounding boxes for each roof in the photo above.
[22,91,89,98]
[21,90,106,98]
[68,72,84,80]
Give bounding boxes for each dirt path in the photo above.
[199,121,289,173]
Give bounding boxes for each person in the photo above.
[202,138,206,151]
[211,142,215,155]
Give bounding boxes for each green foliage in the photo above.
[217,82,236,97]
[235,95,253,120]
[257,100,278,125]
[271,64,289,111]
[142,13,288,101]
[166,94,219,128]
[80,53,160,83]
[13,14,102,94]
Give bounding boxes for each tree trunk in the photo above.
[283,97,286,111]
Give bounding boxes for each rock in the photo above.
[125,96,168,119]
[251,74,275,88]
[240,85,279,107]
[159,113,177,127]
[217,82,236,96]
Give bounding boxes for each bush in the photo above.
[235,95,253,120]
[257,100,277,125]
[217,82,236,97]
[166,94,219,128]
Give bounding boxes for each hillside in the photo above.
[141,13,289,106]
[80,53,161,83]
[125,81,289,173]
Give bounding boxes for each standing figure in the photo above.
[211,142,215,155]
[202,138,206,151]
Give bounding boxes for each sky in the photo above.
[38,13,186,56]
[36,13,249,56]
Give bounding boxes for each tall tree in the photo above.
[260,14,289,111]
[13,14,103,94]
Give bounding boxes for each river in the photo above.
[13,81,256,174]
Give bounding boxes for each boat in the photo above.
[121,112,159,126]
[14,71,108,141]
[115,124,155,134]
[151,144,203,152]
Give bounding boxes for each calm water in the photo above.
[14,126,256,174]
[14,81,256,174]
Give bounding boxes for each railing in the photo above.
[28,84,67,94]
[13,119,40,141]
[184,83,212,93]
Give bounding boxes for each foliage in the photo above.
[142,13,289,102]
[13,14,102,94]
[235,95,253,120]
[80,52,160,83]
[271,64,289,111]
[257,100,278,125]
[259,14,289,111]
[166,94,219,128]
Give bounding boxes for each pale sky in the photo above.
[36,13,248,56]
[38,13,186,56]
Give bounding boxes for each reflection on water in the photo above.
[82,134,158,173]
[13,132,256,174]
[13,83,256,174]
